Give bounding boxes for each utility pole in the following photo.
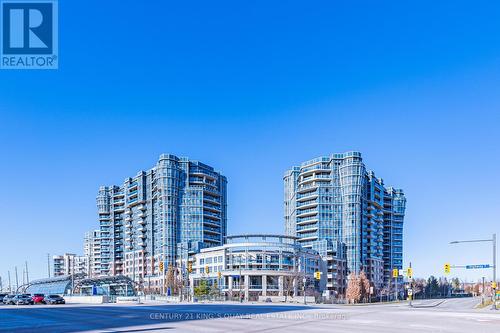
[482,277,485,306]
[47,254,51,278]
[14,267,19,292]
[25,261,29,285]
[239,254,243,302]
[8,271,11,294]
[409,262,412,307]
[394,267,398,301]
[71,258,75,295]
[493,233,497,310]
[303,253,307,305]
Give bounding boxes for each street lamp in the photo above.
[449,233,497,310]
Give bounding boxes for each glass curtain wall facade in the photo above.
[284,152,406,292]
[95,154,227,284]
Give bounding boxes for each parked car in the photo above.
[3,295,16,305]
[32,294,45,304]
[44,295,65,305]
[13,294,34,305]
[0,294,7,303]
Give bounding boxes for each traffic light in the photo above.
[406,267,413,279]
[392,268,399,278]
[187,261,193,273]
[159,261,164,272]
[444,263,451,274]
[218,271,222,278]
[205,265,209,274]
[314,271,321,280]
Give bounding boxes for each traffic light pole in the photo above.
[450,234,497,310]
[409,262,412,307]
[395,273,398,302]
[493,234,496,310]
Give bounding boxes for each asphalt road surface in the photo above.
[0,298,498,332]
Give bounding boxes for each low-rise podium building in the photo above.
[187,234,327,301]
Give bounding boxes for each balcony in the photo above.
[204,221,220,228]
[203,188,221,197]
[137,204,146,211]
[298,174,331,185]
[138,213,145,219]
[203,202,220,212]
[138,219,146,225]
[296,200,318,209]
[204,227,221,235]
[299,165,331,176]
[203,211,221,220]
[297,235,318,242]
[297,217,318,226]
[296,191,318,202]
[297,225,318,233]
[296,208,318,218]
[297,183,318,193]
[203,197,221,205]
[138,227,146,233]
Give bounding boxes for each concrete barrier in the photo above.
[258,296,315,303]
[116,297,140,304]
[64,295,108,304]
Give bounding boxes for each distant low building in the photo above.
[84,230,101,277]
[53,253,88,277]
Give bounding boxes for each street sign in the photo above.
[392,269,398,278]
[465,264,491,269]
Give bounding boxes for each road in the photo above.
[0,298,498,332]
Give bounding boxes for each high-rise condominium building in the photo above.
[96,154,227,285]
[53,253,88,277]
[84,230,101,277]
[284,151,406,291]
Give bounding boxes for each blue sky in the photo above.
[1,0,499,285]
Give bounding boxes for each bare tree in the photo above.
[346,273,361,304]
[359,271,371,302]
